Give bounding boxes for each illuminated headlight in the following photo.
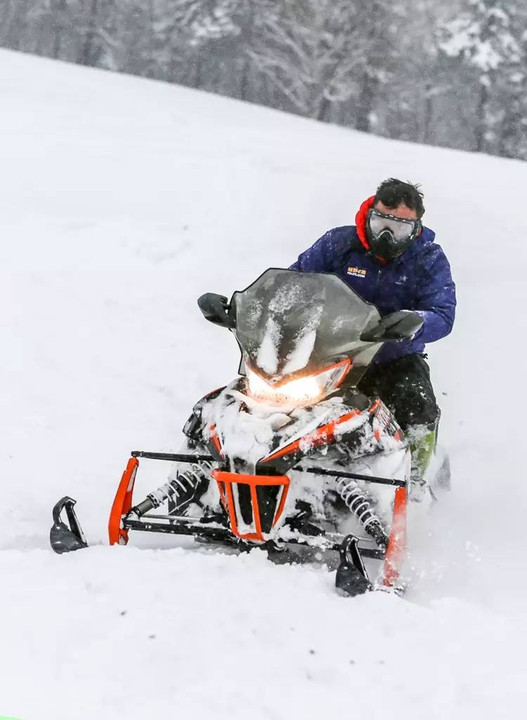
[246,359,351,408]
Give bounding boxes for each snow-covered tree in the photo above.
[349,0,405,134]
[151,0,241,87]
[440,0,521,152]
[377,0,454,146]
[248,0,368,121]
[2,0,527,162]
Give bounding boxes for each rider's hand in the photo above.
[380,310,424,341]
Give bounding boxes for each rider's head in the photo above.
[356,179,425,262]
[373,178,425,219]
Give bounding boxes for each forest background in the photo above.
[1,0,526,161]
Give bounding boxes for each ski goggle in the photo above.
[367,209,420,242]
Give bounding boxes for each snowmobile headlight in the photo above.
[246,358,351,408]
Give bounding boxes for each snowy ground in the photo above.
[1,49,526,719]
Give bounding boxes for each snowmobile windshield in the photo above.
[231,269,382,386]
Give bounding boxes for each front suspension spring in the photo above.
[336,477,389,549]
[148,461,214,510]
[130,461,213,518]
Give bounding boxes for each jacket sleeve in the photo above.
[290,229,341,272]
[413,244,456,343]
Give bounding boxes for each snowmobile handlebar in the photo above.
[360,310,423,342]
[197,293,235,329]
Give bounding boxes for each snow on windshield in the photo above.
[267,281,307,312]
[256,277,325,376]
[282,304,323,375]
[282,328,317,374]
[256,317,281,374]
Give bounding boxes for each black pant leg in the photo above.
[358,353,439,430]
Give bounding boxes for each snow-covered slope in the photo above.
[1,49,526,720]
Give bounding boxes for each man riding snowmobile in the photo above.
[49,182,455,595]
[290,178,456,499]
[161,179,456,515]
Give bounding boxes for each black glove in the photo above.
[360,310,423,342]
[381,310,423,340]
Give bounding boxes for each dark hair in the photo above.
[374,178,425,218]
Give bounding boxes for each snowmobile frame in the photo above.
[51,450,408,595]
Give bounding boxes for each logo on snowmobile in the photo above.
[347,266,367,278]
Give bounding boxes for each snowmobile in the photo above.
[50,268,428,597]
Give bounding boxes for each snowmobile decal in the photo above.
[261,409,362,463]
[208,424,224,459]
[371,400,404,444]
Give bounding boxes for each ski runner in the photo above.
[290,179,456,499]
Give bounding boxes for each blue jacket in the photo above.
[290,225,456,364]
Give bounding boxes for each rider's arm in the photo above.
[413,244,456,343]
[290,227,350,272]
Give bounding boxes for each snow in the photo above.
[256,317,281,374]
[283,327,318,374]
[1,48,527,719]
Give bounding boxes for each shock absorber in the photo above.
[336,477,389,549]
[131,461,213,518]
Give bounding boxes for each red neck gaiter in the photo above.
[355,196,375,251]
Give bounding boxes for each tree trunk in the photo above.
[3,0,30,50]
[422,83,434,144]
[474,80,489,153]
[52,0,69,59]
[355,74,376,133]
[316,96,331,122]
[79,0,101,67]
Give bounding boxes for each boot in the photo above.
[407,424,437,502]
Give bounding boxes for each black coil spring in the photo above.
[336,477,389,549]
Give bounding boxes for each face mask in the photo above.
[366,209,421,261]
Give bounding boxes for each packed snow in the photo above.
[1,49,526,720]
